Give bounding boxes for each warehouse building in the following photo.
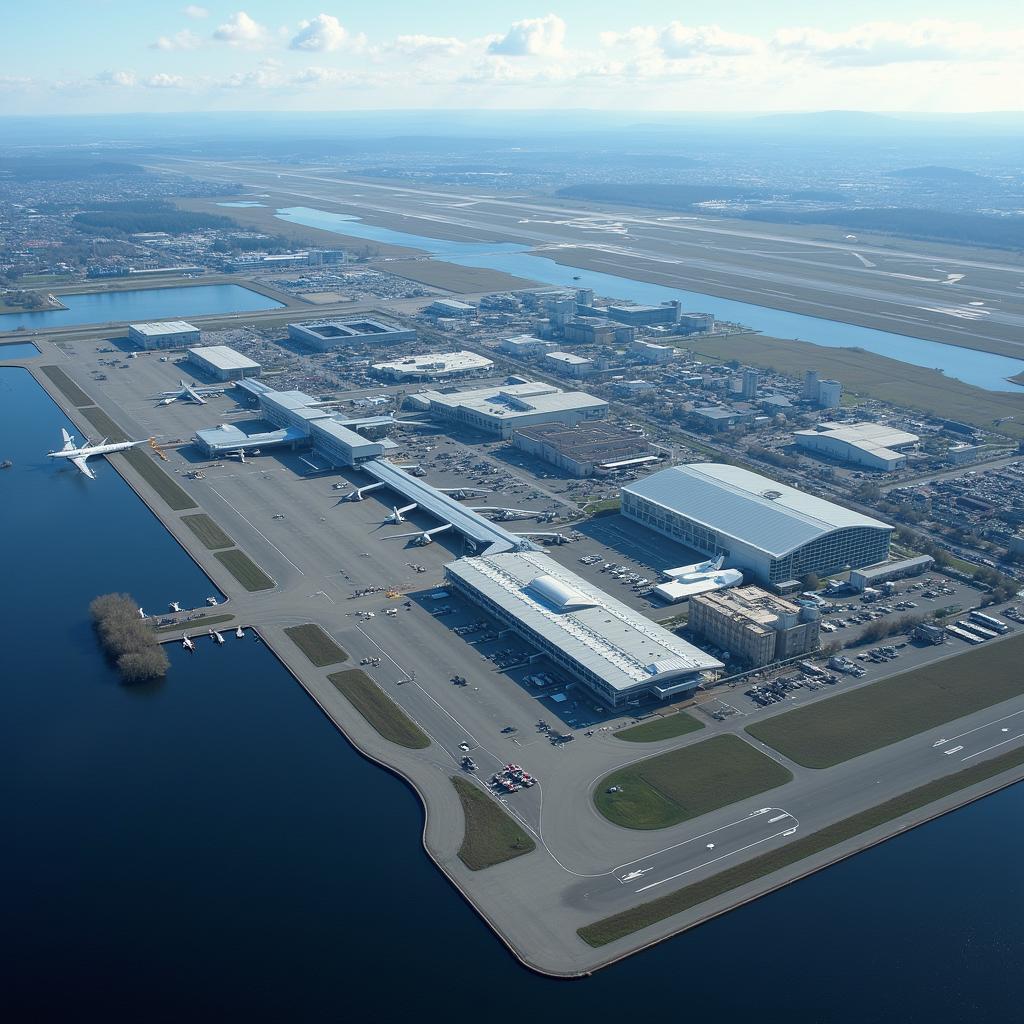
[621,463,893,586]
[445,551,723,707]
[795,421,920,471]
[129,320,200,349]
[544,351,595,378]
[632,340,674,365]
[407,380,607,439]
[187,345,260,381]
[604,302,681,326]
[372,350,493,382]
[512,422,660,477]
[426,299,475,317]
[562,318,634,345]
[848,555,935,592]
[688,586,821,668]
[498,334,558,357]
[288,318,416,349]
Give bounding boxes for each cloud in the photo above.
[389,34,466,58]
[151,29,203,51]
[144,73,185,88]
[289,13,358,52]
[212,11,268,48]
[94,69,137,87]
[182,5,208,17]
[771,20,1020,67]
[659,22,761,59]
[487,14,566,57]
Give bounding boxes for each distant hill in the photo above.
[886,166,984,182]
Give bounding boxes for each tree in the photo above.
[801,572,821,592]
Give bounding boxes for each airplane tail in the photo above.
[61,428,75,450]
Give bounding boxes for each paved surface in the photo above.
[11,344,1024,977]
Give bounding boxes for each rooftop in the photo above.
[419,381,606,419]
[795,421,919,461]
[373,350,493,375]
[188,345,260,371]
[624,463,892,558]
[130,320,197,336]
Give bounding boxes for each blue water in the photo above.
[3,362,1023,1020]
[276,205,1024,393]
[0,284,283,332]
[0,340,40,358]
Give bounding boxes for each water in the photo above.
[3,362,1023,1021]
[0,284,282,332]
[0,340,40,358]
[276,205,1024,393]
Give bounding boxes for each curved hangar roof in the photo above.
[624,463,891,558]
[526,574,597,611]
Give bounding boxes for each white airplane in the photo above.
[47,429,149,480]
[156,380,230,405]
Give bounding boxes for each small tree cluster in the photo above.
[853,613,923,646]
[89,593,169,683]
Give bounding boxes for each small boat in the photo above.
[210,629,225,645]
[138,607,146,619]
[235,626,244,639]
[1,460,12,469]
[206,596,219,606]
[169,601,181,613]
[182,635,195,651]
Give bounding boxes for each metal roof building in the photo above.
[128,320,200,349]
[187,345,261,381]
[622,463,893,586]
[372,350,493,382]
[794,421,919,471]
[445,552,722,706]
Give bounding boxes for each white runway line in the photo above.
[207,485,305,576]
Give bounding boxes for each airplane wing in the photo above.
[70,456,96,479]
[61,428,75,451]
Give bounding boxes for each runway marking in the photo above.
[938,707,1024,746]
[961,732,1024,762]
[768,813,789,823]
[207,485,305,576]
[944,745,964,755]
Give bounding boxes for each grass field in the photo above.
[595,735,792,829]
[40,365,94,407]
[213,549,275,592]
[119,447,198,511]
[676,336,1024,440]
[615,712,704,743]
[579,741,1024,947]
[79,405,129,443]
[383,258,537,294]
[451,776,536,870]
[327,669,430,749]
[747,633,1024,768]
[181,513,235,550]
[153,613,234,634]
[284,624,348,667]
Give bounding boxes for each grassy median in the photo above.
[181,513,235,550]
[40,365,93,407]
[79,406,129,443]
[615,712,704,743]
[579,743,1024,947]
[595,735,792,830]
[327,669,430,749]
[119,447,197,511]
[747,633,1024,769]
[214,549,275,592]
[452,776,536,870]
[284,624,348,667]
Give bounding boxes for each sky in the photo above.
[1,1,1022,115]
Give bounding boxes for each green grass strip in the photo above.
[579,743,1024,948]
[119,446,197,511]
[327,669,430,749]
[181,513,235,550]
[79,405,129,443]
[595,735,792,830]
[284,623,348,667]
[41,365,93,407]
[747,632,1024,768]
[452,776,536,870]
[615,712,704,743]
[214,549,275,592]
[153,614,235,634]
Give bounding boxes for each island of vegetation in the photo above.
[90,593,169,682]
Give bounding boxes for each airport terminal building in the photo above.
[445,551,722,707]
[622,463,892,587]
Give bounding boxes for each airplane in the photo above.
[225,448,258,464]
[155,380,230,405]
[385,503,418,524]
[47,429,149,480]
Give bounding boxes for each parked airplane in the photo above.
[156,380,230,405]
[225,448,258,464]
[47,429,149,480]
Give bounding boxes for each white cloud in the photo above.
[212,11,268,48]
[94,69,137,87]
[659,22,761,59]
[182,5,208,17]
[487,14,566,57]
[289,13,356,52]
[152,29,203,51]
[144,73,185,88]
[389,34,466,58]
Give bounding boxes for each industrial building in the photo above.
[511,422,660,477]
[677,312,714,334]
[129,321,200,349]
[544,351,595,378]
[498,334,558,357]
[848,555,935,592]
[445,552,723,707]
[688,586,821,667]
[621,463,893,586]
[632,341,674,365]
[426,299,476,317]
[802,371,843,409]
[406,381,607,439]
[795,422,919,471]
[604,302,681,326]
[288,318,416,349]
[562,318,634,345]
[187,345,261,381]
[372,350,493,382]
